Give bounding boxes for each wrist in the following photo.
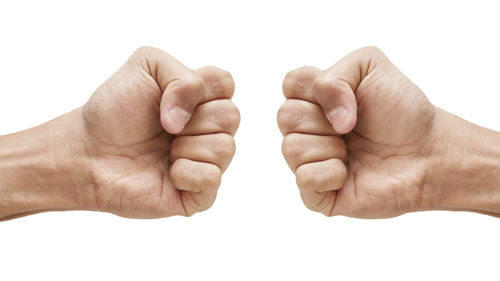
[0,108,96,220]
[422,107,500,215]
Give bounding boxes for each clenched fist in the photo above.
[83,47,240,218]
[2,46,499,221]
[0,47,239,220]
[278,47,440,218]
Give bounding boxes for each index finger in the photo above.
[195,66,235,103]
[282,66,321,103]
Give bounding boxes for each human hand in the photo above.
[1,46,240,220]
[278,46,500,218]
[77,47,240,218]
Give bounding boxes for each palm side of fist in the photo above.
[278,47,437,218]
[81,47,240,218]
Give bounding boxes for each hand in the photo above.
[278,46,500,218]
[78,47,240,218]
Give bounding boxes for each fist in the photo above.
[277,47,436,218]
[82,47,240,218]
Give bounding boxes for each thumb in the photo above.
[131,47,205,134]
[312,46,386,134]
[160,76,205,134]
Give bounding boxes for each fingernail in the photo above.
[166,106,189,134]
[329,107,349,133]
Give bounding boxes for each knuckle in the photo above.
[282,66,317,95]
[354,46,388,67]
[132,46,159,58]
[295,166,317,190]
[217,134,236,159]
[277,103,291,127]
[200,65,218,72]
[281,134,303,159]
[282,70,299,93]
[277,101,299,130]
[214,101,240,131]
[359,46,385,57]
[133,46,151,55]
[198,166,222,190]
[219,70,235,94]
[214,68,235,91]
[200,66,235,97]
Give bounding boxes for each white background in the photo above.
[1,1,499,280]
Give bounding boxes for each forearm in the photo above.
[0,108,94,220]
[423,107,500,215]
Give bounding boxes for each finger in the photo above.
[170,133,236,171]
[160,77,206,135]
[277,99,337,136]
[300,189,337,217]
[282,66,321,103]
[296,158,347,193]
[129,46,206,135]
[195,66,235,102]
[312,46,387,134]
[295,158,347,216]
[170,158,222,216]
[282,133,346,171]
[179,99,240,136]
[131,46,194,91]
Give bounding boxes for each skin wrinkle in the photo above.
[0,47,239,220]
[84,97,164,148]
[282,67,320,104]
[175,156,226,173]
[344,140,428,216]
[4,46,500,220]
[144,54,162,93]
[347,129,432,154]
[278,99,338,137]
[137,68,164,105]
[179,190,190,217]
[311,191,332,215]
[295,157,339,172]
[137,47,181,94]
[180,100,240,136]
[99,173,129,212]
[89,132,170,158]
[327,191,337,217]
[277,46,500,219]
[285,134,346,170]
[155,173,166,213]
[171,151,232,172]
[116,188,124,214]
[182,190,205,216]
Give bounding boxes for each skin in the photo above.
[1,46,499,220]
[278,46,500,218]
[0,46,240,220]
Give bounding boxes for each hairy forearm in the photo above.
[0,109,94,220]
[423,107,500,215]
